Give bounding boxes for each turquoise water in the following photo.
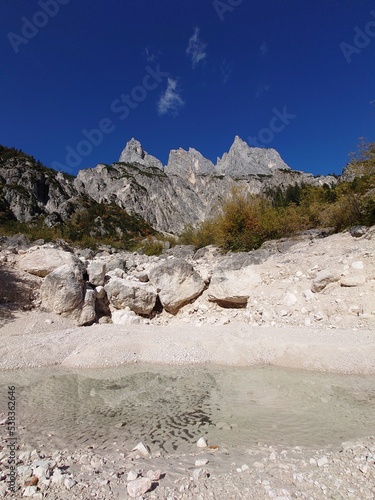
[1,364,374,454]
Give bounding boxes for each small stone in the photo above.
[192,468,208,481]
[350,226,367,237]
[309,458,317,465]
[351,261,363,269]
[23,486,37,497]
[317,456,328,467]
[19,451,31,463]
[195,459,209,467]
[340,276,366,287]
[51,468,65,485]
[127,477,152,497]
[241,464,249,471]
[197,437,208,448]
[283,292,297,306]
[146,469,162,481]
[253,461,264,468]
[33,466,51,480]
[45,319,53,324]
[18,466,33,478]
[269,452,276,461]
[314,311,324,321]
[115,421,127,428]
[359,463,368,474]
[132,441,151,456]
[127,470,138,481]
[64,478,77,490]
[24,476,38,487]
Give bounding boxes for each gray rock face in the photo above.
[104,277,157,315]
[208,262,262,306]
[166,147,216,179]
[216,136,290,178]
[118,138,163,170]
[20,248,80,277]
[0,155,77,222]
[41,264,84,315]
[78,287,96,326]
[87,261,106,287]
[149,258,205,314]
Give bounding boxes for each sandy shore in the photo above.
[0,310,375,374]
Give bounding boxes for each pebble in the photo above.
[195,459,209,467]
[132,441,151,456]
[22,486,37,497]
[127,477,152,497]
[64,478,77,490]
[197,437,208,448]
[317,456,329,467]
[146,469,162,481]
[127,470,139,481]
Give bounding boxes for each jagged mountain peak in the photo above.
[118,138,163,170]
[216,136,290,178]
[166,147,215,177]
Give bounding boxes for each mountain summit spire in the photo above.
[118,138,163,170]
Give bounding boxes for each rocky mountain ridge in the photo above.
[1,138,338,234]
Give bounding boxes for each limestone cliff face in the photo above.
[118,138,163,170]
[0,152,77,223]
[216,136,290,177]
[0,138,338,234]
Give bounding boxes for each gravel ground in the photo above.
[0,433,374,499]
[0,312,374,374]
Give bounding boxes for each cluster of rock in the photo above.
[1,430,374,499]
[1,225,374,330]
[1,137,338,234]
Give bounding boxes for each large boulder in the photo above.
[20,248,81,277]
[208,267,261,306]
[41,264,84,314]
[149,259,205,314]
[208,254,262,306]
[104,277,157,315]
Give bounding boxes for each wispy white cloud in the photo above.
[157,78,184,116]
[186,27,207,68]
[255,83,271,98]
[260,41,268,56]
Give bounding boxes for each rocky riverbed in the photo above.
[0,228,374,498]
[0,432,374,499]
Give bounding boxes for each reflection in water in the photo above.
[0,365,374,455]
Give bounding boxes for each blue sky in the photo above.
[1,0,374,176]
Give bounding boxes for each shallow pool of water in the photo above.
[1,365,374,454]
